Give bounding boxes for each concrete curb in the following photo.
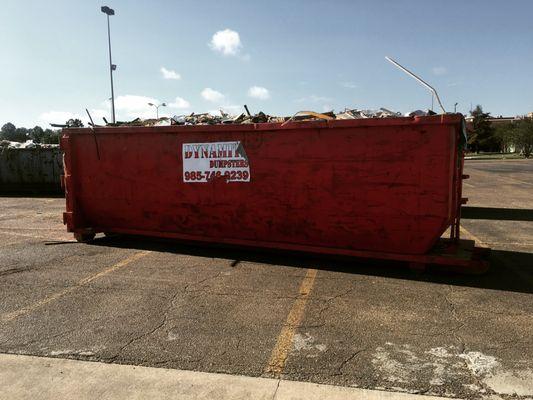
[0,353,452,400]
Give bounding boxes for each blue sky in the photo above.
[1,0,532,128]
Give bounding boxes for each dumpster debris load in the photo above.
[0,140,59,149]
[50,119,85,129]
[335,108,402,119]
[94,106,439,127]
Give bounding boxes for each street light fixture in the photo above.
[148,102,167,119]
[454,102,458,113]
[101,6,116,124]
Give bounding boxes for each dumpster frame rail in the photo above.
[71,224,490,274]
[61,115,490,274]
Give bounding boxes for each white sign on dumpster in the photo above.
[182,141,250,183]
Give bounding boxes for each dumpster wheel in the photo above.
[74,232,96,243]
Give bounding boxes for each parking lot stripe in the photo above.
[461,225,533,284]
[0,250,151,323]
[263,268,318,377]
[460,226,488,247]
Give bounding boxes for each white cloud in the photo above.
[86,109,109,124]
[160,67,181,80]
[38,109,112,127]
[220,105,242,115]
[112,95,158,112]
[432,66,447,76]
[102,95,191,119]
[201,88,225,102]
[209,29,242,56]
[104,95,162,119]
[38,111,81,125]
[168,96,190,109]
[207,105,243,116]
[295,95,333,103]
[248,86,270,100]
[340,81,357,89]
[39,97,181,127]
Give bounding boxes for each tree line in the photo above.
[468,105,532,158]
[1,122,61,144]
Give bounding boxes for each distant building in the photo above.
[464,115,518,135]
[464,115,518,126]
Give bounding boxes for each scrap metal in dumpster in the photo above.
[60,111,488,272]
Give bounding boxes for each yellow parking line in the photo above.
[460,225,488,247]
[0,251,151,323]
[264,268,318,378]
[462,223,533,284]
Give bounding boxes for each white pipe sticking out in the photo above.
[385,56,447,114]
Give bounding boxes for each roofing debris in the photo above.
[336,108,402,119]
[54,106,437,128]
[0,140,59,149]
[105,117,174,127]
[171,110,285,126]
[50,118,84,128]
[166,107,433,127]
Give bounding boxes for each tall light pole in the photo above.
[148,102,167,119]
[454,102,458,113]
[101,6,116,124]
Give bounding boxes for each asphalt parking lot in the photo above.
[0,159,532,399]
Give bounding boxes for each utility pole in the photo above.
[101,6,116,123]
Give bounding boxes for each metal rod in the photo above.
[385,56,446,113]
[85,108,95,126]
[86,109,100,159]
[106,14,116,124]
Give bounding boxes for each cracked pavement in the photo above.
[0,159,532,399]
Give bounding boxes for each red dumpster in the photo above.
[60,114,488,272]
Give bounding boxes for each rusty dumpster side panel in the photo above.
[0,147,63,194]
[61,115,464,256]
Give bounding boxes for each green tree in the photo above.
[468,105,499,152]
[29,126,45,143]
[44,129,60,144]
[15,127,29,142]
[1,123,60,144]
[514,119,533,158]
[1,122,16,140]
[1,123,28,142]
[494,123,515,153]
